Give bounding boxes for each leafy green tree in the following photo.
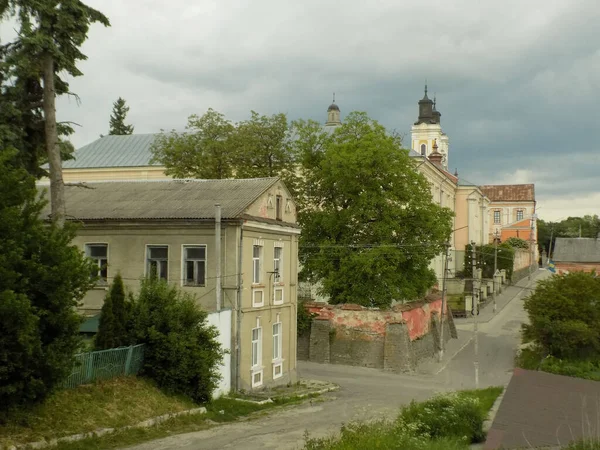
[298,112,453,307]
[523,271,600,359]
[1,0,110,225]
[0,150,95,417]
[504,237,528,249]
[131,277,223,403]
[464,243,515,280]
[233,111,291,178]
[108,97,134,135]
[95,274,130,349]
[151,109,236,179]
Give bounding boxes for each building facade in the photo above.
[39,178,299,391]
[552,237,600,275]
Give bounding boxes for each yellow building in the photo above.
[39,178,299,391]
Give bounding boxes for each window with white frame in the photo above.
[494,210,501,224]
[272,321,283,378]
[147,245,168,280]
[252,244,262,284]
[183,245,206,286]
[251,325,263,387]
[86,243,108,283]
[252,289,264,307]
[273,246,283,283]
[274,288,283,305]
[516,210,524,221]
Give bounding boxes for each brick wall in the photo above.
[299,296,457,372]
[555,262,600,275]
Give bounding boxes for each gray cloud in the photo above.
[2,0,599,220]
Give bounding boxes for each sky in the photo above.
[2,0,599,221]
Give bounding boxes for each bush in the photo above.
[464,243,515,280]
[297,301,316,336]
[130,277,223,403]
[398,393,486,443]
[95,274,131,350]
[523,272,600,359]
[0,152,95,419]
[504,237,528,249]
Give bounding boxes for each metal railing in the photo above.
[62,344,145,389]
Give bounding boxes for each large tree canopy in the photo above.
[296,112,453,307]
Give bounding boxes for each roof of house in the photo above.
[485,368,600,450]
[62,134,160,169]
[37,178,286,222]
[553,237,600,262]
[479,184,535,202]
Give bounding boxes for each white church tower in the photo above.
[325,93,341,127]
[411,85,449,169]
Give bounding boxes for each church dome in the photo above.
[327,103,340,112]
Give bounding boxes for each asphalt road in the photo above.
[126,271,550,450]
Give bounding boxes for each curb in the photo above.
[8,407,207,450]
[483,388,505,434]
[230,384,340,405]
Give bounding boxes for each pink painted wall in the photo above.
[305,297,444,341]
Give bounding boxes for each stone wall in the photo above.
[299,296,458,372]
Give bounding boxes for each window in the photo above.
[274,288,284,305]
[252,289,264,307]
[273,246,283,283]
[251,326,263,387]
[420,143,426,156]
[494,210,501,224]
[516,210,524,221]
[252,245,262,284]
[183,245,206,286]
[86,244,108,283]
[147,245,168,280]
[276,195,283,221]
[273,320,283,379]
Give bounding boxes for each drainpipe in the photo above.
[235,222,244,392]
[215,204,222,312]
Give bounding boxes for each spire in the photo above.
[423,81,429,100]
[332,92,335,103]
[415,82,434,125]
[326,93,341,126]
[433,93,436,110]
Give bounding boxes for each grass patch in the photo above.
[0,377,196,448]
[563,439,600,450]
[516,346,600,381]
[303,387,503,450]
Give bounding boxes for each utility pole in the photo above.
[471,240,479,389]
[528,211,536,281]
[548,224,554,264]
[493,232,499,314]
[215,204,222,312]
[438,242,451,362]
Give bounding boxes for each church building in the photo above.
[411,85,449,170]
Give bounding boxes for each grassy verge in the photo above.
[0,377,196,448]
[303,387,503,450]
[0,376,324,450]
[516,346,600,381]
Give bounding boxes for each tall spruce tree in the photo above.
[108,97,134,135]
[0,150,95,416]
[0,1,110,226]
[95,274,130,349]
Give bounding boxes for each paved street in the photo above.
[126,270,549,450]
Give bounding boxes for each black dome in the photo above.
[327,103,340,112]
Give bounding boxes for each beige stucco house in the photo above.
[39,178,299,391]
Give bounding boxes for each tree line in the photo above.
[538,215,600,256]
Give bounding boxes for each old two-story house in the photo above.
[480,183,538,264]
[38,177,299,391]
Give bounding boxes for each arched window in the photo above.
[420,143,427,156]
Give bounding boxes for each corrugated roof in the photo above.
[480,184,535,202]
[485,368,600,449]
[37,178,279,221]
[553,237,600,262]
[62,134,159,169]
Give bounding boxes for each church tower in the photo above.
[411,85,449,169]
[325,93,341,127]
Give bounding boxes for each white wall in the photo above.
[206,309,232,398]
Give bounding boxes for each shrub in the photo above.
[297,301,316,336]
[95,274,131,349]
[504,237,529,249]
[0,152,95,418]
[398,393,486,443]
[130,277,223,403]
[464,243,515,280]
[523,271,600,359]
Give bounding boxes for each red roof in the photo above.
[480,184,535,202]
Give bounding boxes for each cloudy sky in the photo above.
[2,0,599,221]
